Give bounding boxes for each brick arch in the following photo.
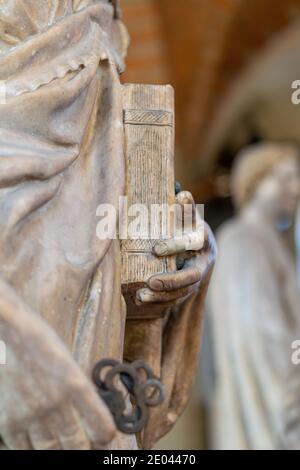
[121,0,300,198]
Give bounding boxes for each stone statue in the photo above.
[209,143,300,450]
[0,0,216,450]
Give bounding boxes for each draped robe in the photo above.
[296,206,300,284]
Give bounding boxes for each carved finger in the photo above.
[176,190,196,232]
[154,229,205,256]
[136,286,195,303]
[177,191,209,236]
[148,257,203,292]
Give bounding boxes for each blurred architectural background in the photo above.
[120,0,300,449]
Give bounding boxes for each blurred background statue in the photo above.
[209,143,300,450]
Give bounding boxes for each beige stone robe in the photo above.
[209,217,300,450]
[0,0,205,449]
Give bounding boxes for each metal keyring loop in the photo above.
[141,379,165,407]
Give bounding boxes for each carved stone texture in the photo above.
[209,143,300,450]
[121,84,176,294]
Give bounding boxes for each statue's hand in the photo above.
[0,280,115,450]
[136,191,217,307]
